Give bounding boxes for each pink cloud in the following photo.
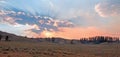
[95,2,120,17]
[24,29,40,38]
[39,20,44,24]
[1,16,18,25]
[17,12,25,15]
[32,24,40,30]
[0,10,16,16]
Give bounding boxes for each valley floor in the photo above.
[0,41,120,57]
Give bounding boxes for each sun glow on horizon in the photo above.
[44,31,54,38]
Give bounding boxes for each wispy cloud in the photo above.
[95,0,120,17]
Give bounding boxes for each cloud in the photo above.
[32,24,40,30]
[2,16,18,25]
[24,24,40,30]
[0,9,75,38]
[0,10,6,15]
[0,23,37,36]
[24,29,40,38]
[0,16,21,26]
[0,16,37,31]
[0,10,17,16]
[95,0,120,17]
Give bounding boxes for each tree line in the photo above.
[0,33,119,44]
[76,36,119,44]
[33,36,120,44]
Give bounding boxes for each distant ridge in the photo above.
[0,31,36,42]
[0,31,119,44]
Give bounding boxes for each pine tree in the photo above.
[5,36,9,41]
[0,34,2,41]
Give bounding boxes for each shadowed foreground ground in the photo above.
[0,41,120,57]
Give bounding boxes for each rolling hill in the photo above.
[0,31,120,57]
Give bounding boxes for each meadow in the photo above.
[0,41,120,57]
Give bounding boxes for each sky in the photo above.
[0,0,120,39]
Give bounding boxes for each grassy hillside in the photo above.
[0,31,120,57]
[0,31,37,42]
[0,41,120,57]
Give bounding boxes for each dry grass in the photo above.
[0,41,120,57]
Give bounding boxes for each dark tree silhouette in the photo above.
[5,36,9,41]
[79,36,120,44]
[51,38,55,43]
[0,34,2,41]
[70,40,74,44]
[80,38,89,44]
[33,36,119,44]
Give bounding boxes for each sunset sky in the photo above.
[0,0,120,39]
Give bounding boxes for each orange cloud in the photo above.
[24,29,40,38]
[50,27,105,39]
[53,21,58,27]
[39,20,44,24]
[32,24,40,30]
[51,27,120,39]
[24,29,54,38]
